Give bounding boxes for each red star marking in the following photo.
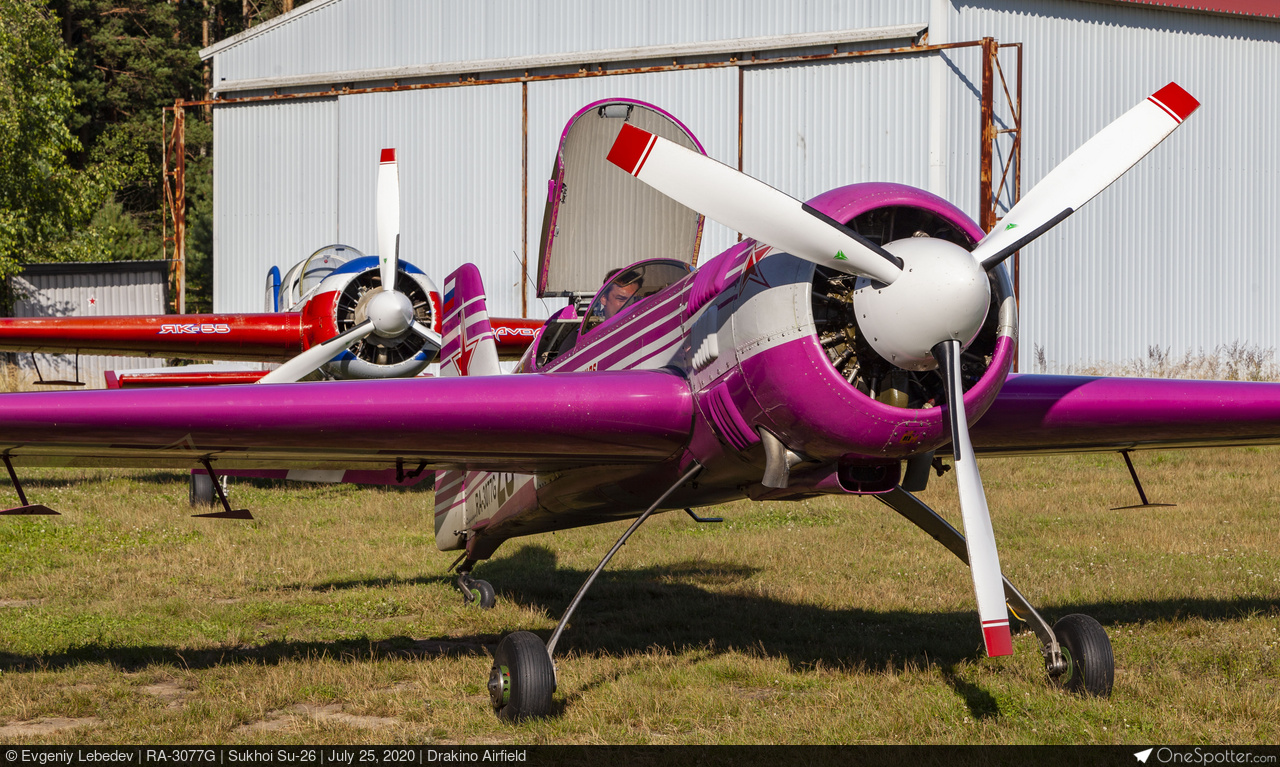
[456,333,485,375]
[88,297,96,305]
[743,243,773,290]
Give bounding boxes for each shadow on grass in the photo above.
[0,543,1275,729]
[4,543,1275,682]
[0,633,495,676]
[941,668,1001,720]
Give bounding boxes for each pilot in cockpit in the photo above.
[596,268,644,319]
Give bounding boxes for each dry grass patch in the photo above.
[1035,342,1280,381]
[0,717,100,738]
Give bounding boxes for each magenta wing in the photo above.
[971,374,1280,455]
[0,372,692,472]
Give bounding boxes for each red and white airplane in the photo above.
[3,86,1276,722]
[0,149,542,388]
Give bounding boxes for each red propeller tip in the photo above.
[983,621,1014,657]
[1149,82,1200,123]
[606,123,657,177]
[380,148,396,163]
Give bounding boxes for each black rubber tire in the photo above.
[190,473,216,507]
[470,579,496,610]
[489,631,555,722]
[1052,614,1114,697]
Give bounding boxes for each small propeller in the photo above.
[377,148,401,291]
[971,82,1200,271]
[409,321,443,349]
[605,123,904,286]
[258,148,440,384]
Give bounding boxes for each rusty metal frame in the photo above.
[162,100,187,314]
[979,39,1024,284]
[164,36,1022,318]
[979,39,1024,370]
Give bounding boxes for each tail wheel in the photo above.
[469,579,496,610]
[488,631,555,722]
[1052,614,1114,697]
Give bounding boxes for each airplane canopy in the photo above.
[536,99,704,297]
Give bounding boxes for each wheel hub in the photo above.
[488,664,510,708]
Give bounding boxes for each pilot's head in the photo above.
[601,269,643,318]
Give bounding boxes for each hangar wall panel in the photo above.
[949,1,1280,370]
[12,264,168,388]
[212,0,930,84]
[938,43,990,225]
[334,85,524,319]
[213,98,338,312]
[743,54,934,205]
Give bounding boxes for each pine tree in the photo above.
[0,0,115,287]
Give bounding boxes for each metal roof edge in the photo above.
[1075,0,1280,21]
[15,260,171,276]
[208,22,927,94]
[200,0,345,60]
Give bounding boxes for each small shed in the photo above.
[7,261,169,389]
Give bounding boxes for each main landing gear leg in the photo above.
[486,463,704,722]
[875,486,1114,697]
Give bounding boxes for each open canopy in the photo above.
[536,99,705,297]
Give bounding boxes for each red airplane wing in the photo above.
[0,314,305,361]
[106,369,269,388]
[0,314,544,365]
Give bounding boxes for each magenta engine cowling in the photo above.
[712,183,1018,465]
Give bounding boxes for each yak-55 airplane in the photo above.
[1,149,542,503]
[3,85,1278,722]
[0,149,542,388]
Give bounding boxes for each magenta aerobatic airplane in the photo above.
[2,84,1276,721]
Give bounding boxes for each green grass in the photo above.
[0,450,1276,744]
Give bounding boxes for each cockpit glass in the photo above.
[582,259,691,334]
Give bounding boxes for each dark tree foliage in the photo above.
[0,0,114,285]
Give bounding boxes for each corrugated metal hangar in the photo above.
[198,0,1280,370]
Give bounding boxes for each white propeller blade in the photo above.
[256,321,376,384]
[408,320,443,350]
[377,148,401,291]
[606,124,903,285]
[973,82,1200,271]
[933,339,1012,657]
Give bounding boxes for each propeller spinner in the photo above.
[607,82,1199,657]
